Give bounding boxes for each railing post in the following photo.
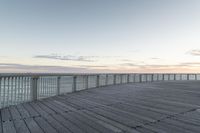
[72,76,77,92]
[127,74,130,83]
[105,74,108,85]
[120,74,123,84]
[187,74,189,80]
[145,74,147,82]
[0,77,1,108]
[96,75,100,87]
[195,74,197,80]
[57,76,61,95]
[162,74,164,81]
[85,75,88,89]
[31,76,39,101]
[113,74,117,85]
[139,74,142,83]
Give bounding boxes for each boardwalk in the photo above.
[0,81,200,133]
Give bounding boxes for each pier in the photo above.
[0,74,200,133]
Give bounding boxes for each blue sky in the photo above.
[0,0,200,73]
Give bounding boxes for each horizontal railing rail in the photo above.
[0,73,199,108]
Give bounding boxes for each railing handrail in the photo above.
[0,73,199,77]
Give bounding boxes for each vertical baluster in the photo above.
[3,77,6,107]
[47,77,50,97]
[17,77,21,104]
[134,74,136,83]
[139,74,142,83]
[105,74,108,85]
[27,77,30,101]
[57,76,61,95]
[50,77,53,96]
[127,74,130,83]
[0,77,1,108]
[43,77,45,97]
[120,74,123,84]
[157,74,159,81]
[96,75,100,87]
[11,77,14,105]
[31,76,39,101]
[14,77,17,105]
[7,77,10,107]
[85,75,88,89]
[113,75,116,85]
[45,77,48,97]
[187,74,189,80]
[41,77,44,98]
[21,77,24,102]
[72,76,77,92]
[24,77,27,101]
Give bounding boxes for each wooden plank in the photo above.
[41,100,63,114]
[13,120,30,133]
[36,101,55,115]
[24,118,44,133]
[82,110,140,133]
[16,104,30,119]
[52,114,84,133]
[22,103,39,118]
[1,108,11,122]
[43,115,71,133]
[2,121,16,133]
[29,102,47,117]
[34,117,57,133]
[61,112,100,133]
[110,103,165,120]
[0,111,2,133]
[87,107,141,127]
[68,111,117,133]
[9,106,21,120]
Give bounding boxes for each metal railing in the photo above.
[0,73,199,108]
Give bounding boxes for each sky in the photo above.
[0,0,200,73]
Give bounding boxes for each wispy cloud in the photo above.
[33,54,122,62]
[0,63,92,73]
[120,61,200,69]
[150,57,161,60]
[77,65,108,68]
[34,54,94,62]
[188,49,200,56]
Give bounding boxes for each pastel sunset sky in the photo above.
[1,0,200,73]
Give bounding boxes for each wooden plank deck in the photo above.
[1,81,200,133]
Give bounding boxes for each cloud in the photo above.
[0,63,93,73]
[179,62,200,66]
[77,65,108,68]
[120,62,200,69]
[34,54,94,62]
[188,49,200,56]
[33,54,123,62]
[150,57,161,60]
